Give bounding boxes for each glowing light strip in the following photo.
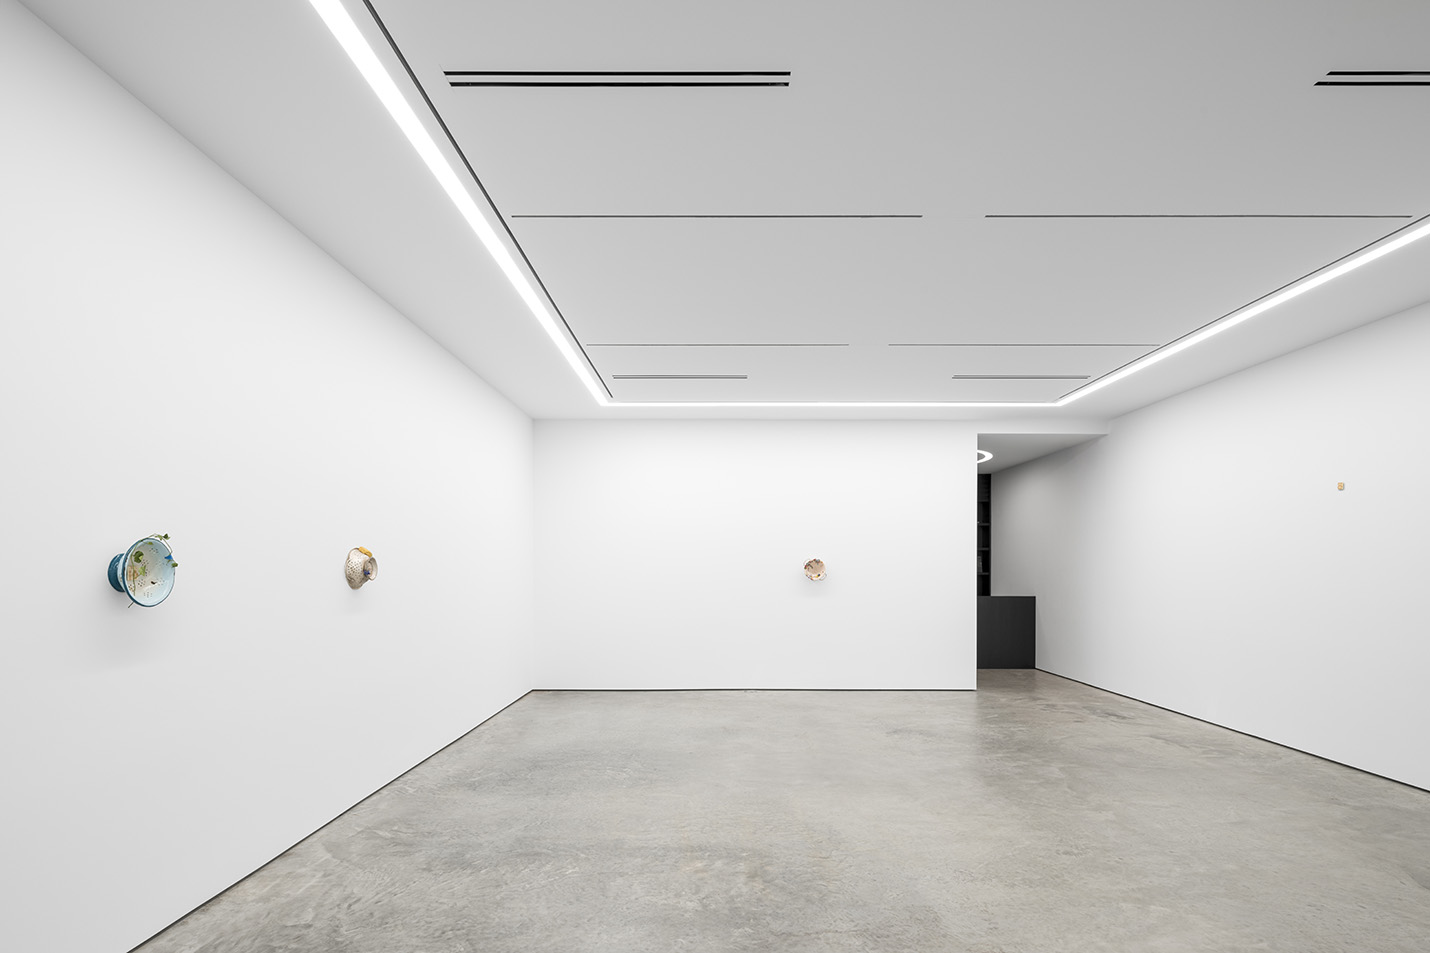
[305,0,609,404]
[977,449,993,463]
[309,0,1430,411]
[1057,215,1430,405]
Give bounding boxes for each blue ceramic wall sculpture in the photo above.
[107,535,178,606]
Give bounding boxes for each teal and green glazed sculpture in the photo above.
[108,534,178,607]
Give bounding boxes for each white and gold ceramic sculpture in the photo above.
[804,558,826,581]
[345,547,378,589]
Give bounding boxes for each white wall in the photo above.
[0,4,533,950]
[535,421,975,689]
[994,301,1430,790]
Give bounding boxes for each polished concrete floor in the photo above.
[135,671,1430,952]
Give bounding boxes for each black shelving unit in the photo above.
[975,470,1036,668]
[977,472,991,596]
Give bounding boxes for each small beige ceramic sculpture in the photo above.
[804,558,826,581]
[345,547,378,589]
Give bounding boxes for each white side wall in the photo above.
[994,301,1430,790]
[0,5,533,950]
[535,421,975,689]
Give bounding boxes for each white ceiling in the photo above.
[20,0,1430,428]
[977,433,1104,475]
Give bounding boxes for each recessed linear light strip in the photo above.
[1058,213,1430,405]
[305,0,610,405]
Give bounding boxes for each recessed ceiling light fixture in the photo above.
[304,0,610,405]
[977,450,993,464]
[308,0,1430,411]
[1057,213,1430,406]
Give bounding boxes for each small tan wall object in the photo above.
[345,547,378,589]
[804,558,827,581]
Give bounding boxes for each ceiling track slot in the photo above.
[445,70,789,88]
[589,339,846,343]
[1317,70,1430,86]
[984,214,1411,219]
[513,214,917,219]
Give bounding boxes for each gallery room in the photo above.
[2,0,1427,950]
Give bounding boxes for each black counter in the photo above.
[977,595,1035,669]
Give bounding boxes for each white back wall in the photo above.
[535,421,975,689]
[994,301,1430,790]
[0,4,533,950]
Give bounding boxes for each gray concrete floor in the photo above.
[135,671,1430,952]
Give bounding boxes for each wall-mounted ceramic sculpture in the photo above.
[345,547,378,589]
[108,534,178,606]
[804,558,826,581]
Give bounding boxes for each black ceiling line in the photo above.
[583,339,846,343]
[892,339,1161,343]
[450,81,789,87]
[512,214,921,219]
[1324,70,1430,76]
[443,70,791,77]
[445,70,790,87]
[357,0,613,400]
[606,399,1053,405]
[1316,81,1430,86]
[1056,212,1430,404]
[985,214,1412,219]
